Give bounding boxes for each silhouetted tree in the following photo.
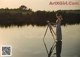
[19,5,27,10]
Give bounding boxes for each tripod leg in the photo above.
[43,26,49,55]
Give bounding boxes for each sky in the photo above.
[0,0,80,11]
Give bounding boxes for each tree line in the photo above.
[0,5,80,27]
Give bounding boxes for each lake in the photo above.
[0,24,80,57]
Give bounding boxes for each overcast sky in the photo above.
[0,0,80,11]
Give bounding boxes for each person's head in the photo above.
[56,13,63,20]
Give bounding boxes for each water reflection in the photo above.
[0,25,80,57]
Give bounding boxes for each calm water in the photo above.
[0,25,80,57]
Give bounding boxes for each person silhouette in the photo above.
[56,13,63,57]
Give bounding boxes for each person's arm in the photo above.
[47,21,56,27]
[52,23,56,27]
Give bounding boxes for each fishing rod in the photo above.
[43,21,56,57]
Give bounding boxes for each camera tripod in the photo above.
[43,21,56,57]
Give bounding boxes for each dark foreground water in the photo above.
[0,25,80,57]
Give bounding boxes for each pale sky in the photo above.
[0,0,80,11]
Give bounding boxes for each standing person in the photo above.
[56,13,63,57]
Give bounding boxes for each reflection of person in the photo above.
[56,13,62,57]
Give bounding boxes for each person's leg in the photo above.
[56,41,62,57]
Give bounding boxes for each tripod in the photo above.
[43,21,56,57]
